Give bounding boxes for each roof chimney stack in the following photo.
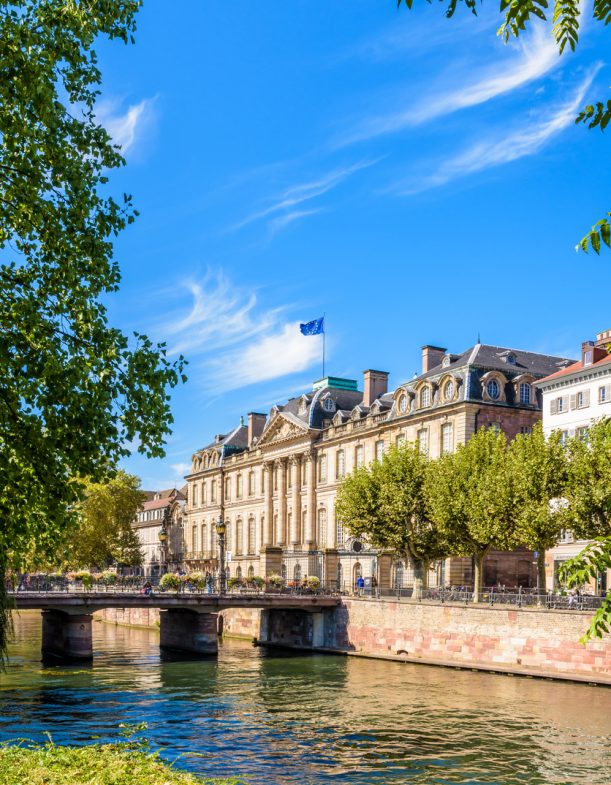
[247,412,266,447]
[363,369,389,408]
[421,345,446,374]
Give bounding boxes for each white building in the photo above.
[537,328,611,591]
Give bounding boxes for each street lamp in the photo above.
[216,517,227,594]
[158,523,168,575]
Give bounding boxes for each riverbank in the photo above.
[96,598,611,684]
[0,742,242,785]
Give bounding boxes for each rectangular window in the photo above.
[396,433,406,448]
[578,426,590,442]
[202,482,206,506]
[375,440,385,461]
[441,423,453,454]
[520,426,532,435]
[336,449,345,479]
[318,454,327,483]
[519,383,531,405]
[225,477,231,500]
[559,430,569,446]
[236,473,242,498]
[355,444,364,468]
[248,471,255,496]
[211,481,217,503]
[557,396,565,413]
[599,386,607,403]
[192,483,198,508]
[417,428,428,455]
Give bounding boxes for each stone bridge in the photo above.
[10,591,340,661]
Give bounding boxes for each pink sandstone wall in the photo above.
[96,607,160,627]
[96,606,261,639]
[328,599,611,681]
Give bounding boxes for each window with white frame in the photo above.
[335,510,345,546]
[225,522,231,552]
[398,394,408,413]
[192,483,198,508]
[318,454,327,483]
[420,386,431,407]
[519,383,531,405]
[375,440,385,461]
[192,525,198,553]
[201,523,207,555]
[317,508,327,548]
[396,433,406,448]
[599,385,608,404]
[248,517,256,554]
[236,519,244,554]
[441,423,453,454]
[487,379,500,400]
[417,428,428,455]
[236,473,243,498]
[444,379,454,402]
[559,430,569,446]
[355,444,364,468]
[336,449,345,479]
[578,426,590,442]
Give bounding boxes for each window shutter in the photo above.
[584,389,591,407]
[606,384,611,401]
[570,394,577,410]
[550,398,557,415]
[563,395,569,411]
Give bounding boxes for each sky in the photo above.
[95,1,610,490]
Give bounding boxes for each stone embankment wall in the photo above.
[96,600,611,684]
[324,599,611,683]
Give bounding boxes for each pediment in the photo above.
[258,412,310,446]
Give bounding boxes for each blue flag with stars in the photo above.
[300,317,324,336]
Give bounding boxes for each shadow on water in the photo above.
[1,612,611,785]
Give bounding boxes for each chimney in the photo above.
[248,412,266,446]
[363,369,389,408]
[421,345,446,374]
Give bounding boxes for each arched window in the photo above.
[236,566,242,580]
[200,523,207,556]
[248,517,256,554]
[444,379,454,402]
[317,508,327,548]
[519,383,531,405]
[294,563,302,583]
[353,562,362,588]
[192,525,198,554]
[420,386,431,407]
[247,565,254,579]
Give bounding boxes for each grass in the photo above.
[0,741,244,785]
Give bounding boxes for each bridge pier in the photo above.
[41,610,93,661]
[159,609,218,656]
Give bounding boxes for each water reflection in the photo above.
[1,613,610,784]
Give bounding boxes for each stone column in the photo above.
[159,609,218,655]
[41,610,93,661]
[290,455,301,547]
[278,458,288,546]
[304,450,316,547]
[263,461,274,547]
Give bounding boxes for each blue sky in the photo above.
[96,1,610,489]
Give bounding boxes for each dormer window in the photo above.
[487,380,500,400]
[322,397,335,413]
[420,387,431,408]
[442,355,451,368]
[298,397,308,415]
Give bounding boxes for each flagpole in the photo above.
[322,312,326,378]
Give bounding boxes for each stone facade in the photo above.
[176,341,571,590]
[132,487,186,577]
[537,328,611,592]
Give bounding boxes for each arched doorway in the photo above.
[352,561,362,591]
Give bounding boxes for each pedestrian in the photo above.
[356,575,365,596]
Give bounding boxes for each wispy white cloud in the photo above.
[229,159,378,234]
[158,272,322,392]
[392,66,600,195]
[97,97,156,153]
[208,321,322,391]
[339,25,560,146]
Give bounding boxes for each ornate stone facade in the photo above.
[181,342,572,590]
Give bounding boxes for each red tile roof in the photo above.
[538,353,611,383]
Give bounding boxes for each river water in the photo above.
[1,613,610,785]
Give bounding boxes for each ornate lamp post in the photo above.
[158,513,168,575]
[216,517,227,594]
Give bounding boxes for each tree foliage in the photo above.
[425,428,516,597]
[0,1,185,661]
[397,0,610,254]
[336,444,447,585]
[507,423,568,590]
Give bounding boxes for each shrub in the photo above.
[267,574,284,587]
[159,573,181,591]
[227,577,243,590]
[100,571,118,586]
[249,576,265,589]
[74,571,92,589]
[306,576,321,590]
[186,572,206,590]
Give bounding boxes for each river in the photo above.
[1,613,610,784]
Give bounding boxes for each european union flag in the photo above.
[300,317,324,336]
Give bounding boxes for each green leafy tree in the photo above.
[426,428,517,598]
[336,444,447,587]
[0,1,185,660]
[397,0,610,254]
[558,419,611,640]
[59,471,145,570]
[507,424,568,593]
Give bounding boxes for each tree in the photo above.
[558,419,611,640]
[336,444,447,588]
[59,472,145,571]
[397,0,611,255]
[507,424,568,593]
[425,428,516,599]
[0,1,185,661]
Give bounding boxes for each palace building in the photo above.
[179,341,573,591]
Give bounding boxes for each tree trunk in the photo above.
[421,560,430,590]
[537,550,546,603]
[473,552,484,603]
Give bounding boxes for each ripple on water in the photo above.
[1,614,610,785]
